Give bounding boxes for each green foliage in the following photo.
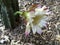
[14,11,29,19]
[14,11,23,16]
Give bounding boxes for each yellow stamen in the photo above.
[32,15,44,25]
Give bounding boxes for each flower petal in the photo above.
[25,30,30,36]
[39,20,47,27]
[42,16,49,21]
[36,26,43,34]
[25,22,30,36]
[32,26,37,34]
[46,11,51,15]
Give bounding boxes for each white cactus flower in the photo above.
[24,4,51,36]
